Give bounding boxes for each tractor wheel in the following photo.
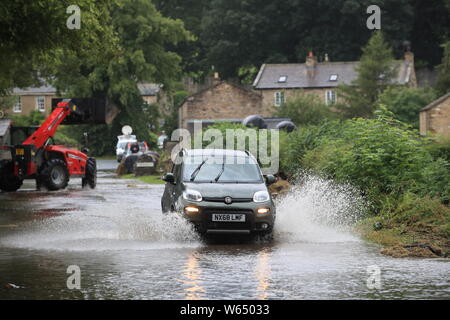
[0,161,23,192]
[82,158,97,189]
[39,159,69,191]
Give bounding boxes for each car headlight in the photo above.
[253,190,270,203]
[182,189,203,202]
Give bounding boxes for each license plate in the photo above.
[15,149,24,156]
[212,213,245,222]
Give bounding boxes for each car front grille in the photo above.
[203,197,252,203]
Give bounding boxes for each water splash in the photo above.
[0,209,201,251]
[274,174,367,243]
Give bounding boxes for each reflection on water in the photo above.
[254,248,271,300]
[181,252,205,300]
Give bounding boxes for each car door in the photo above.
[161,161,181,213]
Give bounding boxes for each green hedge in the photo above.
[280,107,450,211]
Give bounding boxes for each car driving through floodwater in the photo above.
[161,149,276,237]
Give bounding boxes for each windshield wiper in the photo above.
[214,160,225,182]
[190,158,208,182]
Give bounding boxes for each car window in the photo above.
[182,155,263,183]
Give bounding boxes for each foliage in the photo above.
[359,193,450,254]
[280,107,450,211]
[198,0,418,78]
[153,0,210,77]
[425,136,450,163]
[0,0,117,95]
[11,111,45,126]
[0,96,15,115]
[161,90,189,137]
[337,32,397,118]
[378,87,438,128]
[276,92,338,126]
[436,41,450,95]
[51,0,192,156]
[237,65,259,84]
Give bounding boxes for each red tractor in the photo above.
[0,98,116,192]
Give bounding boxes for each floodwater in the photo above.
[0,161,448,300]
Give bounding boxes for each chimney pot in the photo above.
[306,51,317,78]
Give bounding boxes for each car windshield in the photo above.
[182,154,263,183]
[117,142,129,149]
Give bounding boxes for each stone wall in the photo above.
[179,82,264,129]
[420,95,450,137]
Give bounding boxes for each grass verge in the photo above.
[119,174,165,184]
[356,194,450,258]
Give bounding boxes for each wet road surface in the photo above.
[0,161,448,299]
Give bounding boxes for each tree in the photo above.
[436,41,450,95]
[0,0,117,95]
[276,92,337,126]
[378,87,438,128]
[52,0,191,155]
[153,0,210,77]
[410,0,450,68]
[337,31,397,118]
[199,0,414,79]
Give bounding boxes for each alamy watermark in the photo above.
[366,265,381,290]
[366,5,381,30]
[66,5,81,30]
[170,121,279,175]
[66,265,81,290]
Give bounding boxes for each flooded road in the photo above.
[0,162,448,299]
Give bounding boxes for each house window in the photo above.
[278,75,287,83]
[325,90,336,105]
[274,92,285,106]
[36,96,45,112]
[13,96,22,113]
[329,74,338,81]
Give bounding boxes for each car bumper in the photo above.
[178,199,275,235]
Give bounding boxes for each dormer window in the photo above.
[278,76,287,83]
[329,74,338,81]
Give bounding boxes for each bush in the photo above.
[424,136,450,163]
[281,106,450,210]
[276,92,337,126]
[378,86,437,128]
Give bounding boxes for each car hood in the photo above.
[185,182,267,199]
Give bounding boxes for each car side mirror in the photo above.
[265,174,276,185]
[162,173,175,184]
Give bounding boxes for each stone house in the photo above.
[419,92,450,137]
[252,51,417,112]
[178,81,268,132]
[138,83,162,106]
[7,82,161,117]
[11,85,57,116]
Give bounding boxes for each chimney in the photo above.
[305,51,317,78]
[403,40,414,64]
[404,51,414,64]
[212,72,221,85]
